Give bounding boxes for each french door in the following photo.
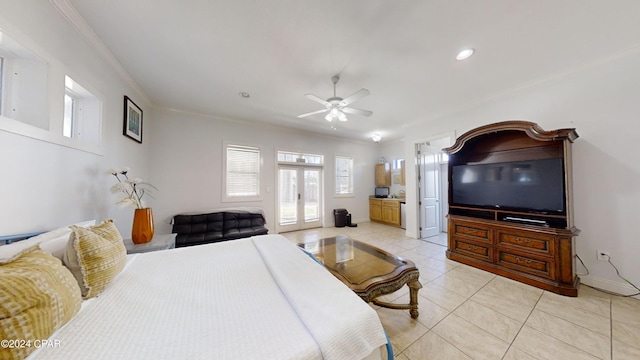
[276,165,323,233]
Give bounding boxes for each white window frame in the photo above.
[62,76,102,145]
[0,28,104,155]
[223,142,262,202]
[335,155,354,197]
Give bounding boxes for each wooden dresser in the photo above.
[444,121,580,296]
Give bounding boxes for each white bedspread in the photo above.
[28,235,387,360]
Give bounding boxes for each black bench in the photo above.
[171,210,268,248]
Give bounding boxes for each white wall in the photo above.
[403,50,640,295]
[148,108,378,235]
[0,1,151,236]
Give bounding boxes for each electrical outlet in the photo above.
[596,250,610,261]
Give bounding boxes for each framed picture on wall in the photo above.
[123,96,143,143]
[393,174,401,184]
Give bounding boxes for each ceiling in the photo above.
[66,0,640,143]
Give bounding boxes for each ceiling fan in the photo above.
[297,75,373,122]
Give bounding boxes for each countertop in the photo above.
[369,196,406,203]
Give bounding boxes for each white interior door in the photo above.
[419,143,441,238]
[276,165,322,233]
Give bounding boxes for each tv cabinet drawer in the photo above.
[450,220,493,244]
[496,230,555,256]
[497,250,555,280]
[452,237,493,262]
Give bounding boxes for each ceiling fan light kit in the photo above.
[298,75,373,122]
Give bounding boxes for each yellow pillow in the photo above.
[0,246,81,360]
[64,219,127,299]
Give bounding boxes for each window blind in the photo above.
[335,156,353,195]
[226,145,260,198]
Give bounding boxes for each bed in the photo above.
[0,220,391,360]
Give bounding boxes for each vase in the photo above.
[132,208,154,244]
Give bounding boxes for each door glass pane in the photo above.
[304,169,320,222]
[279,168,297,225]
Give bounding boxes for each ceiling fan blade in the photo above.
[339,88,370,106]
[342,107,373,117]
[297,108,329,118]
[304,94,331,107]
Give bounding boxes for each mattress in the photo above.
[28,234,388,359]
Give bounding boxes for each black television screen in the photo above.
[451,158,565,214]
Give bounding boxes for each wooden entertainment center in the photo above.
[444,121,580,296]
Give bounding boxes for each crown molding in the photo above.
[49,0,151,105]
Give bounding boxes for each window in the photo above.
[225,144,261,200]
[0,32,48,129]
[63,76,101,143]
[277,151,323,165]
[393,158,405,170]
[335,156,353,196]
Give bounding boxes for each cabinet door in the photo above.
[381,205,392,223]
[375,163,391,186]
[382,202,400,225]
[369,200,382,221]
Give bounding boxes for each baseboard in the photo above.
[352,217,369,225]
[578,274,640,299]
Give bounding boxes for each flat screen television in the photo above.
[451,158,565,215]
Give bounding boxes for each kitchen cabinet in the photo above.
[369,198,401,227]
[375,163,390,186]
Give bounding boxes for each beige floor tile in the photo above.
[512,326,601,360]
[526,309,610,360]
[393,352,411,360]
[613,339,640,360]
[389,292,452,329]
[395,239,429,250]
[414,256,459,273]
[612,296,640,328]
[376,307,429,353]
[613,320,640,349]
[481,276,543,308]
[502,347,540,360]
[536,292,610,336]
[471,287,536,323]
[579,284,613,301]
[432,266,494,297]
[432,314,510,360]
[403,331,473,360]
[415,264,446,283]
[453,300,524,343]
[542,289,611,318]
[421,282,468,311]
[412,244,448,258]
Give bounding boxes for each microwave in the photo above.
[375,187,390,198]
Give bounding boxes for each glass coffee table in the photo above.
[298,235,421,318]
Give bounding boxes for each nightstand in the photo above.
[123,233,177,254]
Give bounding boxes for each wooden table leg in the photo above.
[408,279,422,319]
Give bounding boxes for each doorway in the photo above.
[276,165,323,233]
[416,136,451,244]
[418,142,441,239]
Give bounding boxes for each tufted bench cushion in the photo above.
[172,210,268,247]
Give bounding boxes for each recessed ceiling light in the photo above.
[456,48,475,61]
[239,92,250,98]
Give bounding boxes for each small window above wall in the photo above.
[277,151,323,165]
[0,31,48,129]
[63,76,102,145]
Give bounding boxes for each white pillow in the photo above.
[0,220,96,261]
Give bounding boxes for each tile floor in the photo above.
[281,222,640,360]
